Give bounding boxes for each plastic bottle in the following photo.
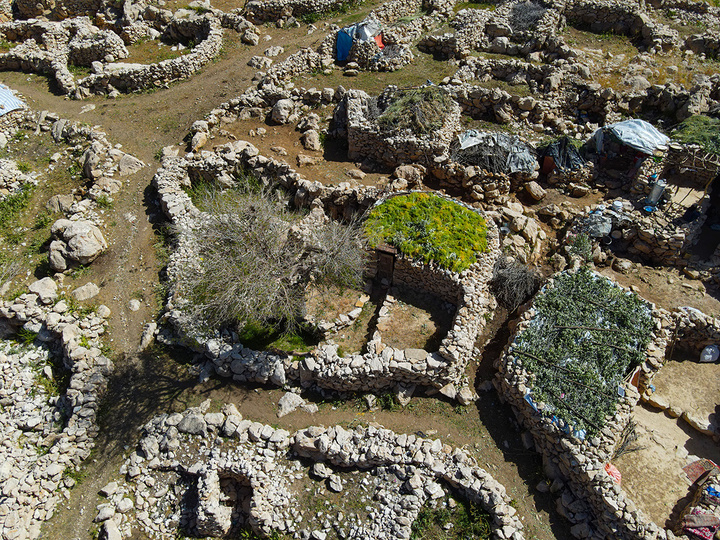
[700,345,720,363]
[647,178,666,206]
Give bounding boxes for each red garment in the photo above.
[374,34,385,49]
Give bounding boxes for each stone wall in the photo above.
[0,8,252,98]
[77,15,223,97]
[340,87,462,168]
[244,0,346,23]
[0,285,113,540]
[564,0,679,52]
[103,406,524,539]
[495,274,677,540]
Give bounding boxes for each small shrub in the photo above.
[672,115,720,156]
[94,195,114,209]
[377,86,454,135]
[16,161,32,173]
[490,255,541,312]
[15,328,38,345]
[568,232,592,263]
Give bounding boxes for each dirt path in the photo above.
[2,25,323,540]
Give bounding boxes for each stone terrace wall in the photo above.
[244,0,346,23]
[564,0,680,51]
[15,0,103,20]
[495,275,679,540]
[0,285,113,540]
[341,88,462,167]
[673,306,720,356]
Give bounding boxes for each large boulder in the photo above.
[271,99,295,124]
[49,219,108,271]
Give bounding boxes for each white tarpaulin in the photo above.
[605,119,669,155]
[0,84,23,117]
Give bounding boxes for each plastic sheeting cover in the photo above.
[456,130,537,174]
[336,20,382,61]
[603,119,669,155]
[542,137,585,172]
[0,84,24,117]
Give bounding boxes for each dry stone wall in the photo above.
[101,403,524,539]
[0,285,113,540]
[495,273,684,540]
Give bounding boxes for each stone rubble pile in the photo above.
[99,403,523,539]
[0,158,38,200]
[0,280,113,540]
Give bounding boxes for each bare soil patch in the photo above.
[214,115,391,187]
[380,288,454,351]
[305,285,365,321]
[615,403,720,528]
[652,357,720,426]
[327,298,377,355]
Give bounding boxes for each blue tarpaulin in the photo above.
[336,29,353,62]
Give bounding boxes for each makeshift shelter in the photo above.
[540,137,585,174]
[451,130,537,174]
[0,84,24,116]
[336,20,383,62]
[593,119,670,156]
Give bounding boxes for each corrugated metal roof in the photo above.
[0,84,24,116]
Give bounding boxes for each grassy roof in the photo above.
[672,115,720,156]
[377,86,454,135]
[364,193,488,272]
[513,269,653,436]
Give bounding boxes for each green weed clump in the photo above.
[378,86,454,135]
[513,269,653,435]
[672,115,720,155]
[411,498,491,539]
[0,184,34,229]
[365,193,488,272]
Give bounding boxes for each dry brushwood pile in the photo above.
[0,0,720,540]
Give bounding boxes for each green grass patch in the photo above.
[298,0,365,24]
[365,193,488,272]
[237,320,320,353]
[512,269,653,436]
[0,184,34,229]
[378,86,455,135]
[411,498,491,540]
[671,115,720,156]
[454,1,496,11]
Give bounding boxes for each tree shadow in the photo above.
[94,344,198,459]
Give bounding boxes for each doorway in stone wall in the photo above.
[375,244,397,282]
[689,173,720,261]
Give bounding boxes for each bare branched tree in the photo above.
[176,186,366,332]
[490,255,541,312]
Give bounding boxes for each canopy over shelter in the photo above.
[336,20,383,62]
[452,130,537,174]
[0,84,24,116]
[594,119,670,156]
